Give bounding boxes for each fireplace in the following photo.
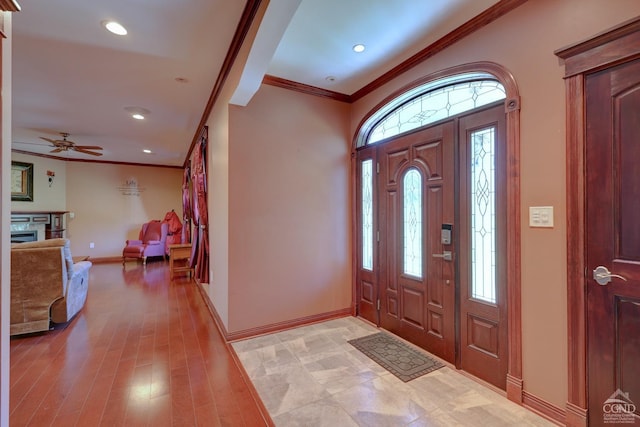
[11,230,38,243]
[10,211,67,242]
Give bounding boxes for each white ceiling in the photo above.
[11,0,499,166]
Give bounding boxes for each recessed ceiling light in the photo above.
[103,20,127,36]
[143,149,152,154]
[326,76,336,82]
[174,77,189,83]
[124,106,150,120]
[353,44,366,53]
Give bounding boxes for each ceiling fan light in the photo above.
[132,113,145,120]
[103,21,127,36]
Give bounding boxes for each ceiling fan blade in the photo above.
[74,145,103,150]
[40,137,58,144]
[50,148,64,153]
[73,148,103,156]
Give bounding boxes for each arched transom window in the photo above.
[356,72,506,147]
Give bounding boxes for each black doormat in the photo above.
[348,332,444,382]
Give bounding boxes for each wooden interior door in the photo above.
[586,58,640,426]
[378,122,456,363]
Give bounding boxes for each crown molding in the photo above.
[184,0,263,167]
[11,149,182,169]
[262,75,352,103]
[0,0,20,12]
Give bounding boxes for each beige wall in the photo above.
[349,0,640,409]
[228,84,352,333]
[65,162,183,258]
[203,1,269,331]
[9,153,183,258]
[204,1,353,334]
[206,95,231,328]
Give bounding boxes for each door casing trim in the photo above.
[555,17,640,427]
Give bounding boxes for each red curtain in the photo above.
[181,163,192,244]
[189,127,209,283]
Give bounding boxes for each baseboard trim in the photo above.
[192,282,351,343]
[195,283,227,337]
[226,308,353,342]
[564,401,588,427]
[192,281,275,426]
[506,373,524,403]
[91,256,170,265]
[89,256,123,264]
[523,390,566,426]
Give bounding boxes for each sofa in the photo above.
[10,238,91,336]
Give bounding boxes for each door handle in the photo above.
[432,251,452,261]
[593,266,627,286]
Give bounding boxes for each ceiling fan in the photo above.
[39,132,103,156]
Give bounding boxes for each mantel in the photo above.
[11,211,69,215]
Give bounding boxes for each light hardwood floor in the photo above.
[9,262,271,426]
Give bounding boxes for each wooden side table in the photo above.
[169,244,192,279]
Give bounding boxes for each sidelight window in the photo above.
[403,169,423,278]
[470,127,497,303]
[361,159,374,270]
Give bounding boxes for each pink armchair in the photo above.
[122,220,168,266]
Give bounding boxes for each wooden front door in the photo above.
[355,104,508,386]
[378,122,456,363]
[585,58,640,426]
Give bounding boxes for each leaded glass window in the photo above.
[471,127,496,303]
[361,159,373,271]
[368,80,505,144]
[403,169,422,278]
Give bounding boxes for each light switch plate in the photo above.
[529,206,554,228]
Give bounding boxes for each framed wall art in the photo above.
[11,161,34,202]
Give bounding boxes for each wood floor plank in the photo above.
[10,262,272,426]
[186,355,214,409]
[194,402,223,427]
[51,409,81,427]
[170,365,196,426]
[75,373,115,426]
[147,394,172,427]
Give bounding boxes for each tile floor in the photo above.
[232,317,556,427]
